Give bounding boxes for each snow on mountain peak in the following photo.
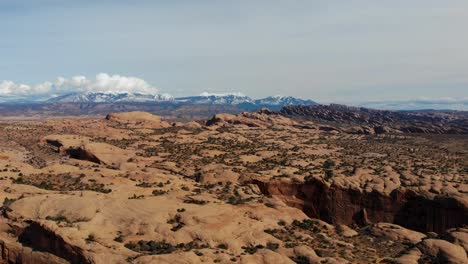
[43,91,317,110]
[199,92,246,97]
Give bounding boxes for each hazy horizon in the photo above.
[1,1,467,104]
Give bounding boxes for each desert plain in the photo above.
[0,110,467,264]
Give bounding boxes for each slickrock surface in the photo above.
[105,111,172,129]
[0,110,466,263]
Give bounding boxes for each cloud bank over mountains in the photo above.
[0,73,158,98]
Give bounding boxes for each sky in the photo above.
[0,0,467,103]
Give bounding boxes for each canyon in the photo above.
[254,178,467,234]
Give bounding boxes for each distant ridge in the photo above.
[0,92,317,119]
[45,92,317,110]
[358,99,468,111]
[280,104,468,134]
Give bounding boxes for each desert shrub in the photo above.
[136,182,153,188]
[266,242,279,251]
[242,244,264,254]
[324,169,334,180]
[12,177,24,184]
[114,235,124,243]
[285,242,298,248]
[194,172,202,182]
[86,234,96,243]
[277,220,286,226]
[167,214,185,232]
[152,189,167,196]
[45,215,69,222]
[125,240,176,254]
[125,240,209,255]
[293,255,309,264]
[323,159,335,169]
[292,219,315,230]
[183,198,208,205]
[217,243,228,250]
[128,194,145,199]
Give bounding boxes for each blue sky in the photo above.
[0,0,467,102]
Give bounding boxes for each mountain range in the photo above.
[43,92,317,109]
[2,91,466,111]
[0,92,317,119]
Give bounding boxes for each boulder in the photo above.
[336,225,358,238]
[417,239,467,264]
[369,223,426,244]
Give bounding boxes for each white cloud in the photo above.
[0,81,34,96]
[90,73,156,94]
[0,73,158,97]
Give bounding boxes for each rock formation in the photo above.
[280,104,468,134]
[253,178,467,233]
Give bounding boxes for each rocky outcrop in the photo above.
[368,223,426,243]
[105,111,171,128]
[66,142,134,166]
[206,113,261,127]
[253,178,468,233]
[17,221,92,264]
[206,109,297,128]
[417,239,467,264]
[441,228,468,252]
[0,221,92,264]
[42,135,134,166]
[41,135,91,153]
[280,104,468,134]
[0,238,70,264]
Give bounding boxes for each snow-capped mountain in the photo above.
[46,92,174,103]
[254,95,316,107]
[43,92,316,110]
[174,94,316,108]
[175,94,254,105]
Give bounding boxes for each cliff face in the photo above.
[0,221,93,264]
[254,179,468,234]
